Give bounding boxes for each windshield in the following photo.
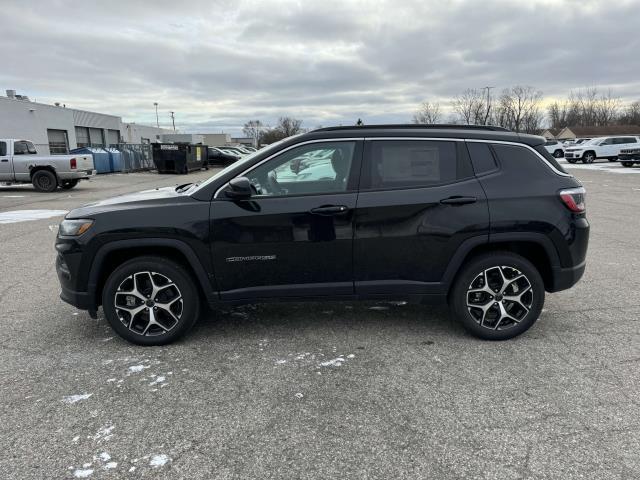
[191,136,299,194]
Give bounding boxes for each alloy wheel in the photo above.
[114,271,183,336]
[466,266,533,330]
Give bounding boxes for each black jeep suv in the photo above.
[56,125,589,345]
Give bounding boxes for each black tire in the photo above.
[31,170,58,192]
[553,149,564,158]
[622,161,634,168]
[567,158,577,164]
[582,152,596,164]
[102,256,201,346]
[449,252,545,340]
[60,179,79,190]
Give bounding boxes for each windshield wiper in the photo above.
[175,183,193,193]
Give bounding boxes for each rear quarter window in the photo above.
[0,142,6,156]
[492,144,567,175]
[466,142,498,175]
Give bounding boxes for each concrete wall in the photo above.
[0,96,76,154]
[0,95,170,153]
[200,133,230,146]
[122,123,171,144]
[161,133,204,144]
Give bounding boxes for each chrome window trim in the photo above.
[214,138,362,199]
[214,135,570,198]
[465,139,572,177]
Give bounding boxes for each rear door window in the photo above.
[361,140,471,190]
[0,142,6,156]
[466,142,498,175]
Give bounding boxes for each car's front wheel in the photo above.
[102,256,200,345]
[449,252,545,340]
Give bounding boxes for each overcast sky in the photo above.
[1,0,639,135]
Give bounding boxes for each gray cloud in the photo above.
[1,0,639,135]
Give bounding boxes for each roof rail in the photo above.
[313,124,512,132]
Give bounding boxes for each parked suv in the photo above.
[564,136,640,163]
[55,125,589,345]
[543,139,564,158]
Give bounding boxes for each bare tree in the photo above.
[452,89,487,125]
[277,116,304,137]
[258,117,305,144]
[619,100,640,125]
[497,85,543,133]
[243,120,264,148]
[412,101,441,124]
[594,89,621,126]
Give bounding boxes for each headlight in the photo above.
[59,219,94,236]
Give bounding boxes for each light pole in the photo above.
[153,102,159,128]
[169,111,176,132]
[482,86,494,125]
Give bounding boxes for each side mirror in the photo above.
[225,176,253,200]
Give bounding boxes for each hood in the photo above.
[67,186,193,218]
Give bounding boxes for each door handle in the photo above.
[0,159,8,162]
[440,196,477,205]
[310,205,349,215]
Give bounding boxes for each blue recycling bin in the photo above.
[70,147,111,174]
[105,147,123,172]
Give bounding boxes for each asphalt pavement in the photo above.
[0,163,638,479]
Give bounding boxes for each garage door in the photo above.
[47,129,69,154]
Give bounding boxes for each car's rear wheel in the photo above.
[621,161,634,168]
[60,179,79,190]
[102,256,200,345]
[582,152,596,163]
[32,170,58,192]
[449,252,545,340]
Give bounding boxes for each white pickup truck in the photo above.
[0,139,96,192]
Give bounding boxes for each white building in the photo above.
[0,90,172,154]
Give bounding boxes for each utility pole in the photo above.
[169,111,176,131]
[153,102,159,128]
[482,86,494,125]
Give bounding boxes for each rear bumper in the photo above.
[548,260,586,292]
[58,169,97,180]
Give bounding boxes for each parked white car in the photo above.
[543,140,565,158]
[563,136,640,164]
[0,139,95,191]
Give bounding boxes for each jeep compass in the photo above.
[55,125,589,345]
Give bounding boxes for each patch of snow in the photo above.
[128,364,149,373]
[103,462,117,470]
[129,467,136,472]
[369,306,389,311]
[72,436,80,443]
[275,359,287,365]
[149,375,166,386]
[62,393,92,404]
[294,392,304,399]
[98,452,111,462]
[347,354,355,359]
[106,378,116,383]
[0,209,68,224]
[73,468,93,478]
[93,425,115,442]
[1,195,25,198]
[149,454,170,468]
[319,357,346,367]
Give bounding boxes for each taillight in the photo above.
[70,158,77,169]
[559,187,586,213]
